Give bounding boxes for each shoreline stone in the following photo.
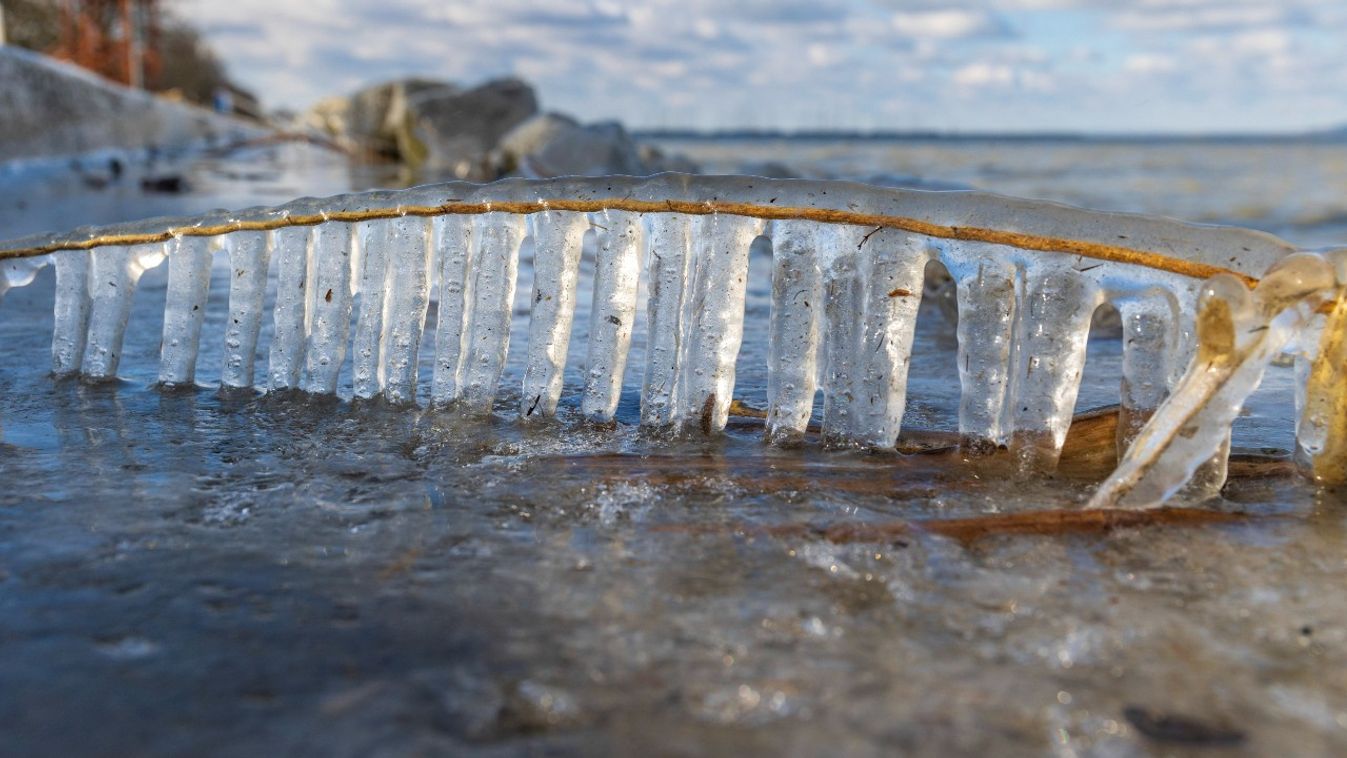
[302,77,699,180]
[0,46,262,167]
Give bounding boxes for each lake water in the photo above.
[1,138,1345,756]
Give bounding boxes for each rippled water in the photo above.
[1,140,1345,756]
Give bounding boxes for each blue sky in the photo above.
[180,0,1347,133]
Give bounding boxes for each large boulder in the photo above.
[493,113,699,178]
[494,112,581,164]
[0,46,259,165]
[302,77,698,179]
[304,78,456,159]
[404,78,538,178]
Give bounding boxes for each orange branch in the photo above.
[0,197,1256,284]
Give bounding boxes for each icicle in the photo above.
[640,213,693,427]
[521,210,589,419]
[459,212,525,414]
[351,218,391,400]
[158,236,214,386]
[674,214,763,433]
[942,246,1018,450]
[1006,262,1100,472]
[816,226,927,447]
[300,222,355,395]
[51,250,91,375]
[0,255,50,302]
[81,243,163,380]
[1294,251,1347,484]
[1114,291,1178,456]
[1091,253,1337,509]
[820,226,866,445]
[765,220,822,442]
[430,215,474,405]
[380,216,432,405]
[852,231,927,447]
[267,226,310,391]
[221,231,270,389]
[581,210,643,423]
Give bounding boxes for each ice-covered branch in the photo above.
[1,174,1334,509]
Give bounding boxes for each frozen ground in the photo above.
[0,140,1345,756]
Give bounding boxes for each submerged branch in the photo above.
[654,507,1259,546]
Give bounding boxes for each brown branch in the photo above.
[654,507,1259,546]
[0,195,1256,285]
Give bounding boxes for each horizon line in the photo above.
[630,126,1347,142]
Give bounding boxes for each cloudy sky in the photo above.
[179,0,1347,134]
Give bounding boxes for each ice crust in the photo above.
[3,174,1337,507]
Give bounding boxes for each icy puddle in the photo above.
[1,149,1346,755]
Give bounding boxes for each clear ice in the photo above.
[2,173,1338,509]
[158,236,213,386]
[267,226,310,391]
[221,231,270,389]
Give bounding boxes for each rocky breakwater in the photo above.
[304,77,696,180]
[0,46,260,166]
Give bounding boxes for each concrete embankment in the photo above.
[0,45,263,166]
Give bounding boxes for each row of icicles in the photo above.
[13,206,1347,509]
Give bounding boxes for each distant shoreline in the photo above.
[635,128,1347,144]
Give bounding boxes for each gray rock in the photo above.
[406,78,538,178]
[495,112,581,163]
[0,47,259,165]
[302,77,698,179]
[495,113,699,178]
[522,121,645,177]
[305,78,456,160]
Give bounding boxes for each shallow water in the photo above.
[655,136,1347,249]
[1,141,1346,756]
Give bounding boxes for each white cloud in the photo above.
[952,62,1015,87]
[891,9,1010,39]
[1123,53,1176,74]
[176,0,1347,132]
[951,59,1056,93]
[1227,29,1292,55]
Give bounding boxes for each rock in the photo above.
[497,680,583,733]
[302,77,698,179]
[0,47,260,165]
[1122,706,1245,746]
[139,175,189,193]
[494,113,699,178]
[520,120,645,177]
[495,112,581,162]
[305,78,457,160]
[405,78,538,178]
